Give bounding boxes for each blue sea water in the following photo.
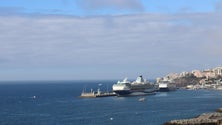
[0,80,222,125]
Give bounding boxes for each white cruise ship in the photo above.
[112,78,131,95]
[112,76,155,96]
[158,81,176,92]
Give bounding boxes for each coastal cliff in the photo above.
[172,75,222,89]
[172,76,201,87]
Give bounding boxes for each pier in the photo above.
[80,88,116,98]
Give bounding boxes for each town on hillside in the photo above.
[156,66,222,90]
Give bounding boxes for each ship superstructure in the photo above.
[112,76,155,96]
[112,78,131,95]
[158,81,176,92]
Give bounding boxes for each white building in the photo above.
[180,72,189,77]
[201,69,215,78]
[213,67,222,76]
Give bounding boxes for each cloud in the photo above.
[215,2,222,11]
[0,11,222,79]
[76,0,144,12]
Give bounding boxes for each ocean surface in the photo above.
[0,80,222,125]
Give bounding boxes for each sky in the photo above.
[1,0,222,81]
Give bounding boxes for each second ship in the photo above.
[112,75,156,96]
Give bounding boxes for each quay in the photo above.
[80,88,116,98]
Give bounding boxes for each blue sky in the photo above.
[0,0,222,81]
[0,0,221,15]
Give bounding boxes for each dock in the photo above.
[80,91,116,98]
[80,88,116,98]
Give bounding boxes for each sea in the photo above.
[0,80,222,125]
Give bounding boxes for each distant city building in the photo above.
[166,73,179,79]
[180,72,189,77]
[156,77,162,83]
[156,73,178,83]
[157,66,222,90]
[213,67,222,76]
[202,69,215,78]
[192,70,204,78]
[199,79,207,85]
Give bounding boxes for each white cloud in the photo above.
[0,12,222,79]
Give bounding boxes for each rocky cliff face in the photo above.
[172,76,202,87]
[171,75,222,88]
[164,112,222,125]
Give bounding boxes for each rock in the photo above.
[216,108,222,113]
[164,112,222,125]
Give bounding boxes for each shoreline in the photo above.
[164,108,222,125]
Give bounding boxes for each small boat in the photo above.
[138,97,146,102]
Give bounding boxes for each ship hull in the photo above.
[113,90,132,96]
[126,91,156,96]
[158,88,170,92]
[158,87,176,92]
[158,82,176,92]
[114,87,156,96]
